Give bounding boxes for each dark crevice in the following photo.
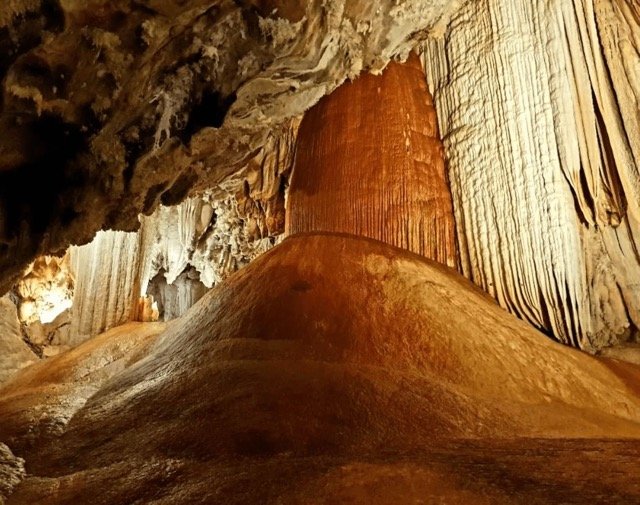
[0,0,65,83]
[593,90,627,224]
[177,89,236,143]
[143,183,168,213]
[160,172,197,206]
[121,124,156,190]
[41,0,65,32]
[0,114,85,239]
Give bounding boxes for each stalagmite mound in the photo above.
[2,233,640,503]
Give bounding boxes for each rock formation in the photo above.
[1,1,640,502]
[0,296,37,386]
[1,235,640,503]
[286,53,457,268]
[0,1,638,350]
[420,0,640,350]
[0,0,458,295]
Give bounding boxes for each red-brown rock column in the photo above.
[286,52,458,269]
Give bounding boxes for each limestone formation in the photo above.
[1,2,640,500]
[2,235,640,503]
[0,1,638,352]
[286,53,458,268]
[420,0,640,350]
[0,0,458,295]
[0,296,37,386]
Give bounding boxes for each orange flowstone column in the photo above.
[285,52,458,269]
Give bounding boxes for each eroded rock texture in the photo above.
[0,295,37,386]
[0,0,458,295]
[2,234,640,503]
[66,187,283,341]
[421,0,640,350]
[286,53,458,268]
[0,443,26,503]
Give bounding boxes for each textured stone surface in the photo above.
[1,1,638,352]
[286,53,457,268]
[0,322,166,454]
[0,296,37,386]
[0,0,459,295]
[421,0,640,350]
[65,187,282,341]
[0,443,25,503]
[68,230,142,343]
[147,267,207,321]
[2,234,640,502]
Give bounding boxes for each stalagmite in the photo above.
[2,235,640,503]
[287,53,458,269]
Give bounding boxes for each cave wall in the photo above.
[0,294,38,385]
[421,0,640,350]
[67,183,285,341]
[1,0,638,351]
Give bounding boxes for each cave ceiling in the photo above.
[0,0,457,292]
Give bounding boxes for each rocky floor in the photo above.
[1,233,639,504]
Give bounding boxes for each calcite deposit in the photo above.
[2,235,640,503]
[286,53,457,268]
[0,0,458,295]
[0,0,638,350]
[420,0,640,350]
[1,1,640,502]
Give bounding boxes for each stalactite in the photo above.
[286,53,458,269]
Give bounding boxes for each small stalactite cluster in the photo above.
[286,52,458,269]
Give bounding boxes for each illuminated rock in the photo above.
[2,234,640,502]
[286,53,458,268]
[420,0,640,349]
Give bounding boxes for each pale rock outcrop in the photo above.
[14,256,73,326]
[146,268,207,322]
[12,255,73,355]
[420,0,640,350]
[0,296,37,386]
[69,231,142,344]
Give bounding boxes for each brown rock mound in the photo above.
[2,233,640,503]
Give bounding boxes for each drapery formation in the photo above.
[421,0,640,349]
